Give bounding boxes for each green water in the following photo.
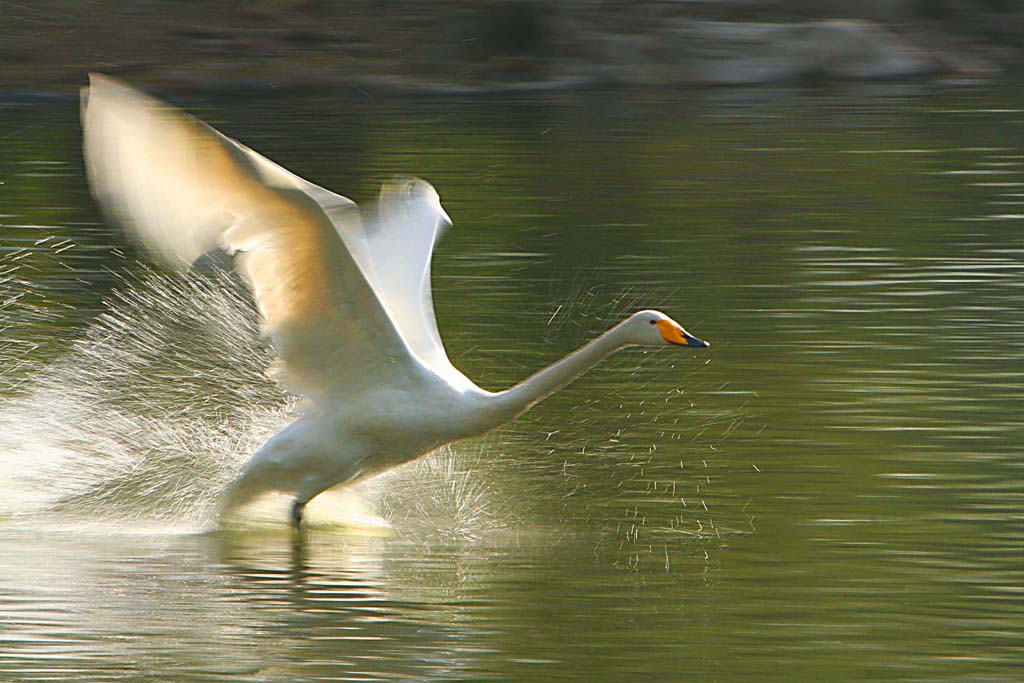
[0,82,1022,681]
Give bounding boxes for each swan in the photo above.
[80,74,710,529]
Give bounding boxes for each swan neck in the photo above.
[494,323,630,418]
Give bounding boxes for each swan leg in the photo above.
[291,498,307,530]
[217,419,365,529]
[216,455,284,524]
[217,417,312,524]
[215,474,263,525]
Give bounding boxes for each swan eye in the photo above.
[649,320,657,325]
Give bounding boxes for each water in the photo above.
[1,81,1022,681]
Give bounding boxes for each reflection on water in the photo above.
[1,82,1023,681]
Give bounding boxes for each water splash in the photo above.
[0,263,289,528]
[376,444,510,541]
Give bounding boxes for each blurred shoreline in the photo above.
[3,1,1022,98]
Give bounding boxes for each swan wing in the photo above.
[81,73,413,400]
[223,139,381,286]
[90,80,457,379]
[360,178,454,375]
[226,151,457,378]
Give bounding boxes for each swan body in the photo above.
[80,74,710,527]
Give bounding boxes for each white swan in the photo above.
[80,74,709,528]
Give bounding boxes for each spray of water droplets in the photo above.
[0,262,289,527]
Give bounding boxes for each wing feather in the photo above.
[213,140,458,379]
[81,73,412,401]
[219,152,456,377]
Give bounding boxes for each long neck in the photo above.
[490,322,631,420]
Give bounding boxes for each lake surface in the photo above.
[1,81,1022,681]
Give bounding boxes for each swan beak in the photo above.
[657,320,710,348]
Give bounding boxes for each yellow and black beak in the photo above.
[656,320,710,348]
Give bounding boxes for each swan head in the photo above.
[623,310,709,348]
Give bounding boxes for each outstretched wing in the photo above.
[226,153,458,378]
[208,128,458,379]
[81,73,414,401]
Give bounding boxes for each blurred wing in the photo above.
[225,140,380,281]
[81,73,413,400]
[226,158,458,378]
[361,179,455,376]
[151,103,456,380]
